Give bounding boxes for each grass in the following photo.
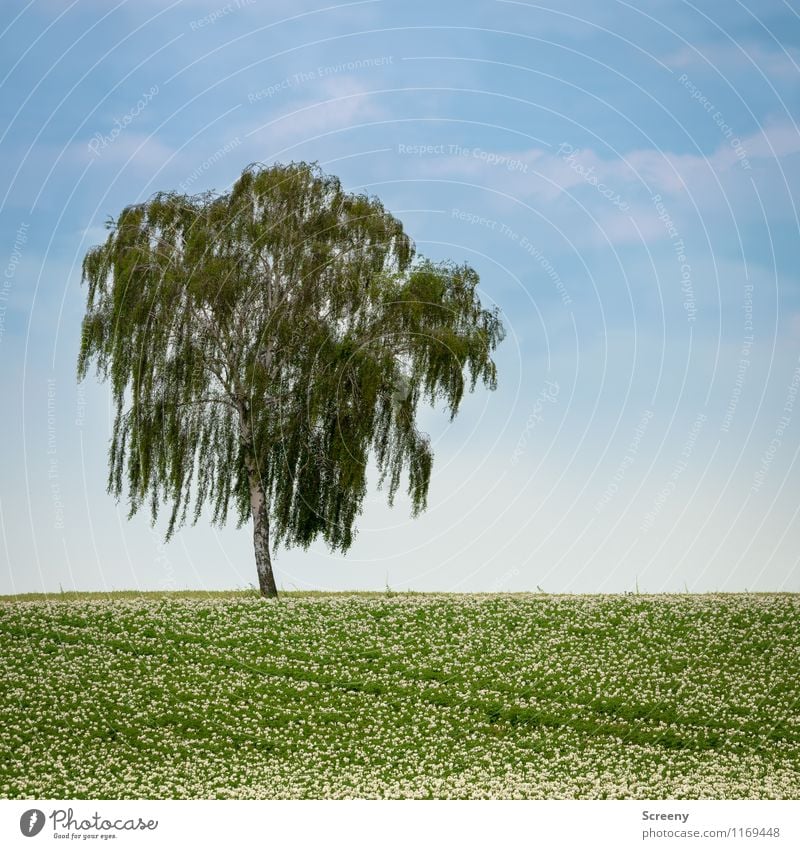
[0,591,798,799]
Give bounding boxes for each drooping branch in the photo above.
[78,161,503,563]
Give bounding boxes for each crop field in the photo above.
[0,593,798,799]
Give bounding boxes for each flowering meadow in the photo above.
[0,593,798,799]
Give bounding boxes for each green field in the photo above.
[1,592,798,799]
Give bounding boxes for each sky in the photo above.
[1,0,799,595]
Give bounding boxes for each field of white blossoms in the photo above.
[0,592,798,799]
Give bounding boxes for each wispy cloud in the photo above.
[390,118,799,245]
[664,42,800,80]
[242,75,389,158]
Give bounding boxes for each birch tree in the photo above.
[78,162,504,597]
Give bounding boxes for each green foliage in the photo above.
[78,162,504,550]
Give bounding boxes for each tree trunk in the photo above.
[248,471,278,598]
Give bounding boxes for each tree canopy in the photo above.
[78,161,504,595]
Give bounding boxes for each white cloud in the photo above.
[665,43,800,80]
[395,117,800,246]
[241,75,389,158]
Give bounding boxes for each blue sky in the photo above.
[1,0,799,594]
